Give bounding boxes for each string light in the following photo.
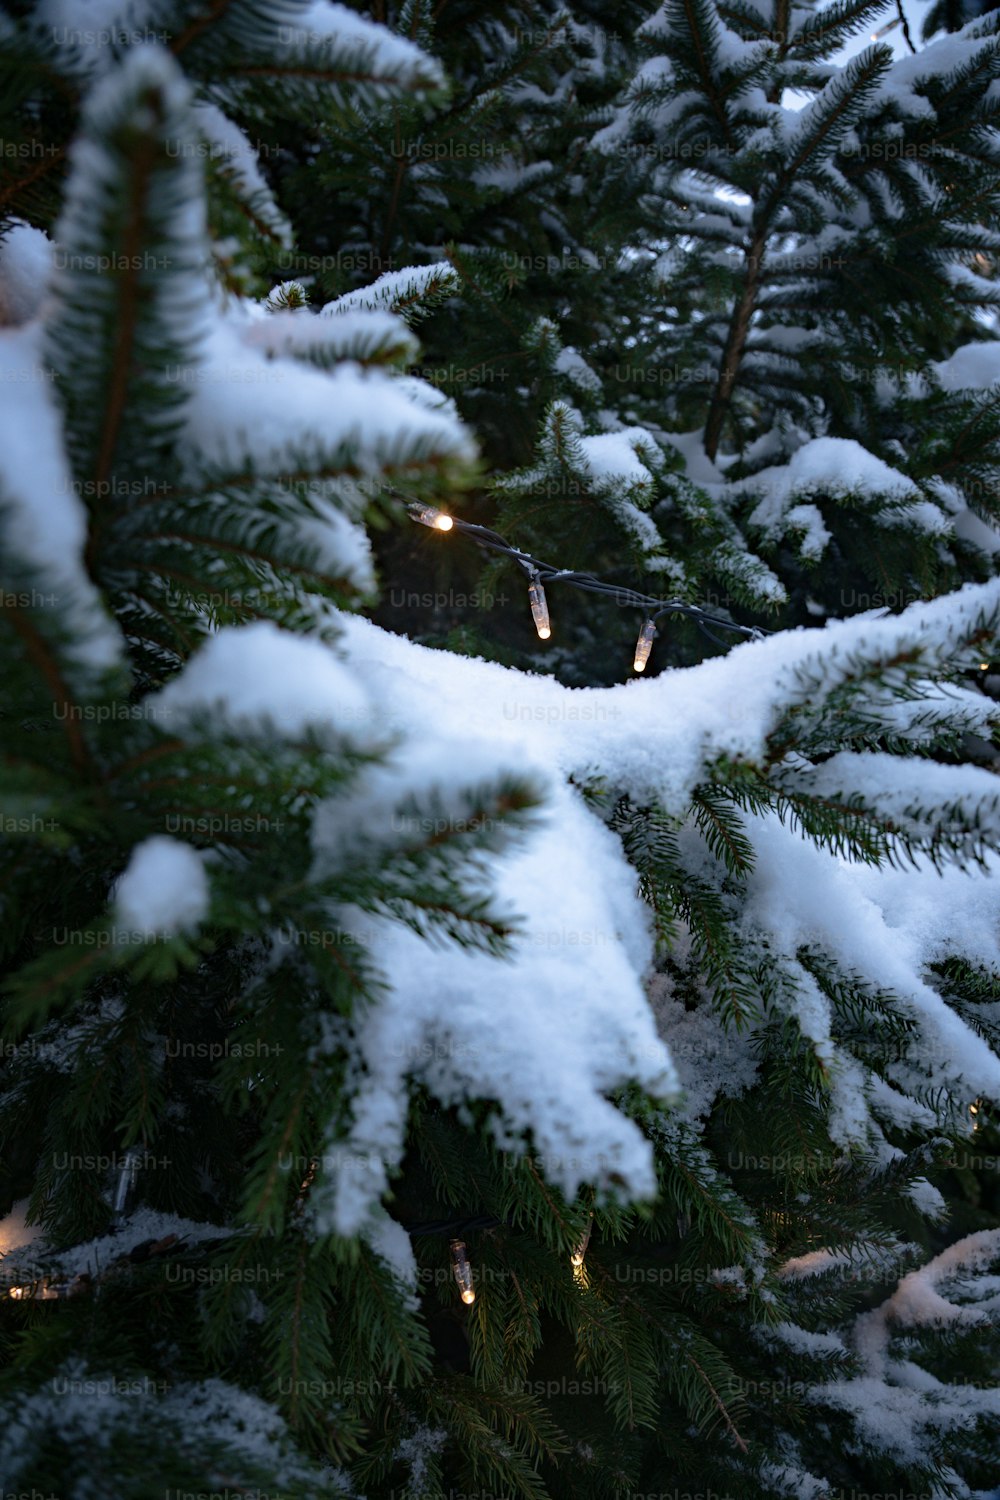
[871,15,901,37]
[112,1145,143,1223]
[449,1238,476,1304]
[411,504,454,531]
[1,1225,180,1305]
[6,1276,74,1300]
[570,1213,593,1269]
[408,506,765,672]
[633,620,657,673]
[527,572,551,640]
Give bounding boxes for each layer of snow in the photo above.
[0,1364,346,1492]
[114,835,209,937]
[323,579,1000,817]
[0,222,52,325]
[286,0,443,89]
[0,1199,42,1259]
[746,437,918,512]
[555,344,602,394]
[245,305,418,367]
[193,575,1000,1234]
[812,1229,1000,1463]
[578,429,655,490]
[192,102,291,249]
[322,262,457,319]
[178,315,474,479]
[2,1207,233,1284]
[29,0,164,80]
[742,811,1000,1138]
[154,619,371,737]
[576,429,664,553]
[31,0,440,100]
[933,339,1000,391]
[0,322,120,667]
[309,736,679,1235]
[647,972,760,1119]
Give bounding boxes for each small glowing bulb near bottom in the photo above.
[528,575,551,641]
[449,1238,476,1304]
[8,1280,58,1300]
[570,1213,593,1268]
[633,620,657,674]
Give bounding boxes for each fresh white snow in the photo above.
[114,835,210,937]
[0,322,121,668]
[0,221,52,325]
[132,577,1000,1236]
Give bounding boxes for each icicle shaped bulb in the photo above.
[570,1213,593,1268]
[633,619,656,673]
[411,504,453,531]
[528,575,551,639]
[449,1238,476,1304]
[871,15,900,38]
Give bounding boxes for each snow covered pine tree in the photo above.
[2,2,1000,1499]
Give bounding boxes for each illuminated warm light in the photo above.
[8,1280,57,1300]
[570,1213,593,1268]
[528,575,551,641]
[980,663,990,671]
[410,504,453,531]
[449,1238,476,1305]
[633,619,657,674]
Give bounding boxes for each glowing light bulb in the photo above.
[8,1279,57,1301]
[980,663,990,671]
[528,575,551,640]
[449,1239,476,1304]
[570,1213,593,1268]
[633,619,657,674]
[410,504,453,531]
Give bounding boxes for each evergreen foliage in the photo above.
[1,3,1000,1499]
